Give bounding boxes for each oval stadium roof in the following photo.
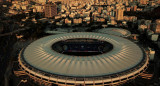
[22,32,144,77]
[97,28,131,37]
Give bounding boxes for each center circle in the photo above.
[52,38,113,56]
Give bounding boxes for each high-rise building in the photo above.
[140,0,148,5]
[116,8,124,21]
[45,3,57,18]
[7,0,12,2]
[133,5,137,11]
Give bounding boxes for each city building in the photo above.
[34,5,44,12]
[21,5,28,10]
[54,15,61,19]
[45,3,57,18]
[8,9,18,15]
[94,0,99,4]
[116,8,124,20]
[132,5,137,11]
[152,24,160,33]
[131,34,139,40]
[110,9,114,15]
[140,0,148,5]
[110,17,117,25]
[98,7,103,13]
[138,25,148,32]
[65,18,72,24]
[151,34,159,41]
[126,7,131,11]
[148,48,155,61]
[37,0,47,4]
[73,18,82,24]
[0,0,3,3]
[151,19,160,33]
[7,0,12,2]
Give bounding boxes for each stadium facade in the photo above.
[18,32,149,86]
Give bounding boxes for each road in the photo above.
[0,27,29,37]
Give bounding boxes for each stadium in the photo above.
[97,28,131,37]
[18,32,149,86]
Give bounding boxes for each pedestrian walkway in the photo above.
[140,72,153,79]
